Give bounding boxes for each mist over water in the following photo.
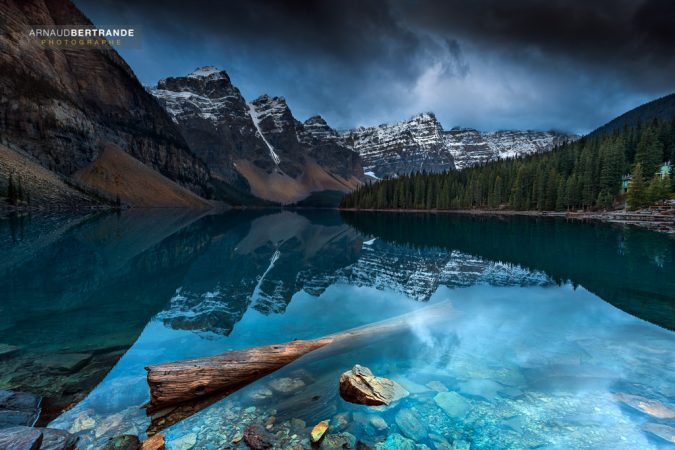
[1,210,673,448]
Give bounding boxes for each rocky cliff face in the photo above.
[444,128,576,169]
[341,113,453,178]
[152,69,363,204]
[0,0,210,205]
[342,114,578,178]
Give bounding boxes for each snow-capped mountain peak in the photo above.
[187,66,228,81]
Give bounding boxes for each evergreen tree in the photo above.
[634,127,663,177]
[627,163,648,210]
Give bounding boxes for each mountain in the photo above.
[444,128,576,170]
[341,113,577,177]
[0,0,211,207]
[591,93,675,136]
[152,68,363,204]
[341,113,454,177]
[341,99,674,212]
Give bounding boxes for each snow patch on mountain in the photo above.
[342,114,578,177]
[248,103,281,165]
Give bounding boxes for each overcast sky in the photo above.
[75,0,675,134]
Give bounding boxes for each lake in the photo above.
[1,210,673,449]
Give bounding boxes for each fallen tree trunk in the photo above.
[145,300,453,416]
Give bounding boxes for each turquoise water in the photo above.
[1,210,673,449]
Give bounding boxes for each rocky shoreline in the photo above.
[339,207,675,234]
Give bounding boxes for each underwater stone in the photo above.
[613,392,675,419]
[374,433,416,450]
[332,413,350,431]
[339,365,409,406]
[249,387,274,401]
[321,432,357,449]
[100,434,140,450]
[433,392,470,419]
[0,344,19,360]
[368,415,388,431]
[311,420,330,443]
[497,387,524,400]
[269,377,306,394]
[171,432,197,450]
[394,408,428,441]
[31,428,77,450]
[425,381,448,392]
[290,418,307,431]
[643,423,675,444]
[140,433,165,450]
[243,425,273,449]
[0,426,43,450]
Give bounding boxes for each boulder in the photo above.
[339,365,409,406]
[0,426,43,450]
[243,425,273,449]
[394,408,427,441]
[311,420,330,443]
[100,435,140,450]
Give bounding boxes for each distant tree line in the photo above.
[341,118,675,211]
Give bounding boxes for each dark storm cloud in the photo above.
[74,0,675,133]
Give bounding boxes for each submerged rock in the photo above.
[394,408,428,441]
[0,390,41,428]
[458,379,501,400]
[425,381,448,392]
[613,392,675,419]
[332,413,350,432]
[172,432,197,450]
[374,433,416,450]
[311,420,330,443]
[38,428,78,450]
[497,387,524,400]
[269,377,306,395]
[34,352,93,373]
[339,365,409,406]
[243,425,273,449]
[290,418,307,432]
[141,433,165,450]
[644,422,675,443]
[433,392,470,419]
[0,426,43,450]
[368,415,388,432]
[0,344,19,360]
[321,432,357,449]
[249,387,274,401]
[100,434,140,450]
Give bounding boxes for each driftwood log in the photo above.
[145,301,453,421]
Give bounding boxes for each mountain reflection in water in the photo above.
[1,210,673,448]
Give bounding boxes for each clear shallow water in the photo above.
[1,210,674,449]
